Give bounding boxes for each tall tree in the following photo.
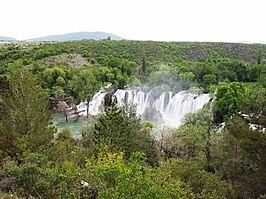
[93,105,158,166]
[0,69,53,160]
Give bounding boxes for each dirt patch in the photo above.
[39,53,90,68]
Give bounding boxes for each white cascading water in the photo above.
[113,89,210,127]
[77,89,210,128]
[77,91,106,116]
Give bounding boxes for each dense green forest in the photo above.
[0,40,265,198]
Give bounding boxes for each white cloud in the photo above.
[1,0,266,42]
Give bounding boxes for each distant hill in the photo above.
[0,36,16,41]
[30,32,123,41]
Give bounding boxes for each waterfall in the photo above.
[77,91,106,116]
[112,89,210,127]
[77,89,210,128]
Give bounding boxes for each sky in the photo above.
[1,0,266,43]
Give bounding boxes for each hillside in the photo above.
[0,36,16,41]
[46,40,266,64]
[30,31,123,41]
[1,40,266,67]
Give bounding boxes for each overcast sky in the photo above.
[1,0,266,43]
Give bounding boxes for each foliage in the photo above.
[0,68,53,160]
[211,116,266,198]
[86,146,189,199]
[93,105,159,166]
[177,123,209,159]
[169,159,235,199]
[215,82,248,121]
[216,58,252,82]
[243,83,266,114]
[201,74,217,91]
[72,68,103,101]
